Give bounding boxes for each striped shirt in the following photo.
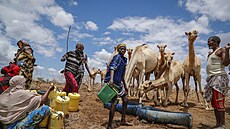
[62,51,87,75]
[104,53,127,86]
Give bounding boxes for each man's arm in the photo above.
[84,63,92,78]
[109,69,114,87]
[61,52,68,62]
[221,43,230,66]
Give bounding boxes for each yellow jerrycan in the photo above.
[55,96,70,115]
[48,86,57,100]
[68,93,80,111]
[56,91,66,97]
[39,115,49,128]
[48,111,64,129]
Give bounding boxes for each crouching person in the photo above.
[0,75,54,129]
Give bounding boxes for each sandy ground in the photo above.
[36,83,230,129]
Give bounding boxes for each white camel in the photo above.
[125,44,158,96]
[139,51,183,106]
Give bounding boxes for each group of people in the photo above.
[0,35,229,129]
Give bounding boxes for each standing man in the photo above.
[61,43,92,94]
[14,40,35,89]
[104,43,131,129]
[204,36,230,129]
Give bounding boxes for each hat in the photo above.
[116,43,126,50]
[208,36,221,44]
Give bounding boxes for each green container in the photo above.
[97,84,118,104]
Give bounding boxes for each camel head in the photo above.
[157,44,167,53]
[185,30,198,43]
[127,48,133,55]
[164,51,175,68]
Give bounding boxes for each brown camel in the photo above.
[139,51,183,106]
[125,44,158,96]
[127,48,133,61]
[181,30,209,109]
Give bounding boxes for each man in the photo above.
[61,43,92,94]
[204,36,230,129]
[104,43,131,129]
[14,40,35,89]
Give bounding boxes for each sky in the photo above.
[0,0,230,86]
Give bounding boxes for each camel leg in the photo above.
[135,76,139,97]
[175,83,179,104]
[182,74,190,107]
[193,76,200,103]
[163,83,172,107]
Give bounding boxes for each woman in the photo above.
[0,75,54,129]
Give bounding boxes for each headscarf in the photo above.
[116,43,126,50]
[0,75,41,124]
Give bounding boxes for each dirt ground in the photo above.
[36,83,230,129]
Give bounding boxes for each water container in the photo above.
[39,115,49,128]
[48,111,64,129]
[68,93,80,111]
[97,84,118,104]
[55,96,70,115]
[56,91,66,97]
[48,87,57,99]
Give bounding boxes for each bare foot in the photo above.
[120,122,132,126]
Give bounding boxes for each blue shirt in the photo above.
[104,54,127,86]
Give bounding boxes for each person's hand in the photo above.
[125,87,128,94]
[49,83,55,91]
[225,43,230,50]
[109,80,114,88]
[61,57,65,62]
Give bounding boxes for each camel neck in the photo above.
[188,40,195,63]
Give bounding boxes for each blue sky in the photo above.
[0,0,230,85]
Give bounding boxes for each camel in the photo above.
[139,51,183,106]
[98,69,107,87]
[151,44,168,105]
[181,30,209,109]
[90,67,101,87]
[127,48,133,61]
[125,44,158,96]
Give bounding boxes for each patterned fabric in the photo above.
[211,89,225,111]
[4,105,50,129]
[63,71,78,94]
[0,76,12,94]
[204,74,229,102]
[62,51,87,76]
[15,51,35,89]
[104,54,127,86]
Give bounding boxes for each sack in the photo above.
[97,83,118,104]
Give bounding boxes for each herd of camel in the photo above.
[89,30,211,110]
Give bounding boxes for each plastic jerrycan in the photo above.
[48,111,64,129]
[39,115,49,128]
[68,93,80,111]
[55,96,70,115]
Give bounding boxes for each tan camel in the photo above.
[90,67,100,87]
[139,51,183,106]
[127,48,133,61]
[125,44,158,95]
[152,44,168,105]
[181,30,208,108]
[98,69,107,87]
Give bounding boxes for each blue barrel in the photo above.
[104,102,142,115]
[136,107,192,129]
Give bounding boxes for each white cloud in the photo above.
[0,0,74,63]
[183,0,230,21]
[93,37,116,46]
[48,68,57,72]
[85,21,98,31]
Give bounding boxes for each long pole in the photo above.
[66,26,71,53]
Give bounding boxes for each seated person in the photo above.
[0,63,20,94]
[0,75,54,128]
